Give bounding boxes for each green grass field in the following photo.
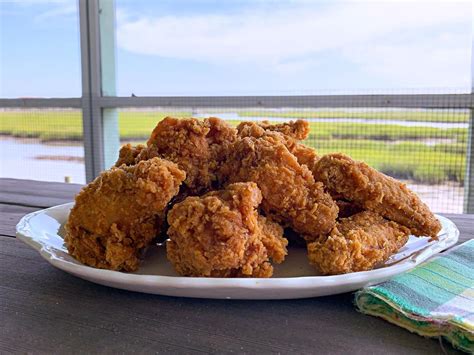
[306,139,465,184]
[239,110,469,123]
[0,111,192,141]
[0,110,468,184]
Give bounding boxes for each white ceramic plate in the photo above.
[16,203,459,300]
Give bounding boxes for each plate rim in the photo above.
[16,202,460,291]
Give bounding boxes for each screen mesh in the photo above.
[0,108,86,184]
[117,103,468,214]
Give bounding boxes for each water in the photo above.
[196,112,468,129]
[0,138,86,184]
[0,136,464,213]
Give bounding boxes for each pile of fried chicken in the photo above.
[64,117,442,277]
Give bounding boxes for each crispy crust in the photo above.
[147,117,237,194]
[237,119,310,140]
[218,132,338,238]
[166,182,288,277]
[115,143,146,167]
[65,158,186,271]
[237,120,319,170]
[307,211,410,275]
[95,119,441,277]
[115,117,237,195]
[313,153,441,238]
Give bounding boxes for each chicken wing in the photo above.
[115,143,146,166]
[218,132,338,239]
[115,117,237,195]
[166,182,288,277]
[307,211,410,275]
[313,153,441,239]
[237,119,310,140]
[65,157,186,271]
[237,120,320,171]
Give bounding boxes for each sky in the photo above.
[0,0,472,98]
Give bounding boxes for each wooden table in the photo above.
[1,178,472,354]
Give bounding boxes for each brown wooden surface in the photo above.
[1,178,472,354]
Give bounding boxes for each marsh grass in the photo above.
[0,111,467,184]
[239,110,469,123]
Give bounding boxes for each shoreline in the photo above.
[0,135,145,146]
[0,135,465,213]
[0,134,463,189]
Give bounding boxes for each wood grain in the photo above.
[0,235,461,354]
[1,178,470,354]
[0,204,39,237]
[0,178,82,208]
[443,213,474,241]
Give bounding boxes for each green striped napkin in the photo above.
[355,239,474,353]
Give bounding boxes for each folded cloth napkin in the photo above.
[355,239,474,353]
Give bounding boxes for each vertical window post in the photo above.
[99,0,120,170]
[464,31,474,213]
[79,0,119,182]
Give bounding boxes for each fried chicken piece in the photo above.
[237,119,310,140]
[307,211,410,275]
[237,120,320,171]
[146,116,237,194]
[115,143,146,166]
[313,153,441,239]
[115,117,237,195]
[289,142,320,172]
[166,182,288,277]
[218,132,338,239]
[65,158,186,271]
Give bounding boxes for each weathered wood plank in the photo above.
[0,178,82,208]
[443,213,474,241]
[0,191,74,209]
[0,178,83,195]
[1,179,469,354]
[0,236,460,354]
[0,204,39,237]
[0,204,39,214]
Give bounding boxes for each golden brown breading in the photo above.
[307,211,410,275]
[259,119,310,140]
[218,132,338,239]
[313,153,441,239]
[65,158,186,272]
[147,117,237,192]
[115,117,237,195]
[289,142,320,172]
[237,119,310,140]
[115,143,146,167]
[166,182,288,277]
[257,215,288,263]
[237,120,320,172]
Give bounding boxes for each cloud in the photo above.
[346,34,471,88]
[34,3,76,21]
[4,0,72,4]
[116,1,472,85]
[4,0,77,21]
